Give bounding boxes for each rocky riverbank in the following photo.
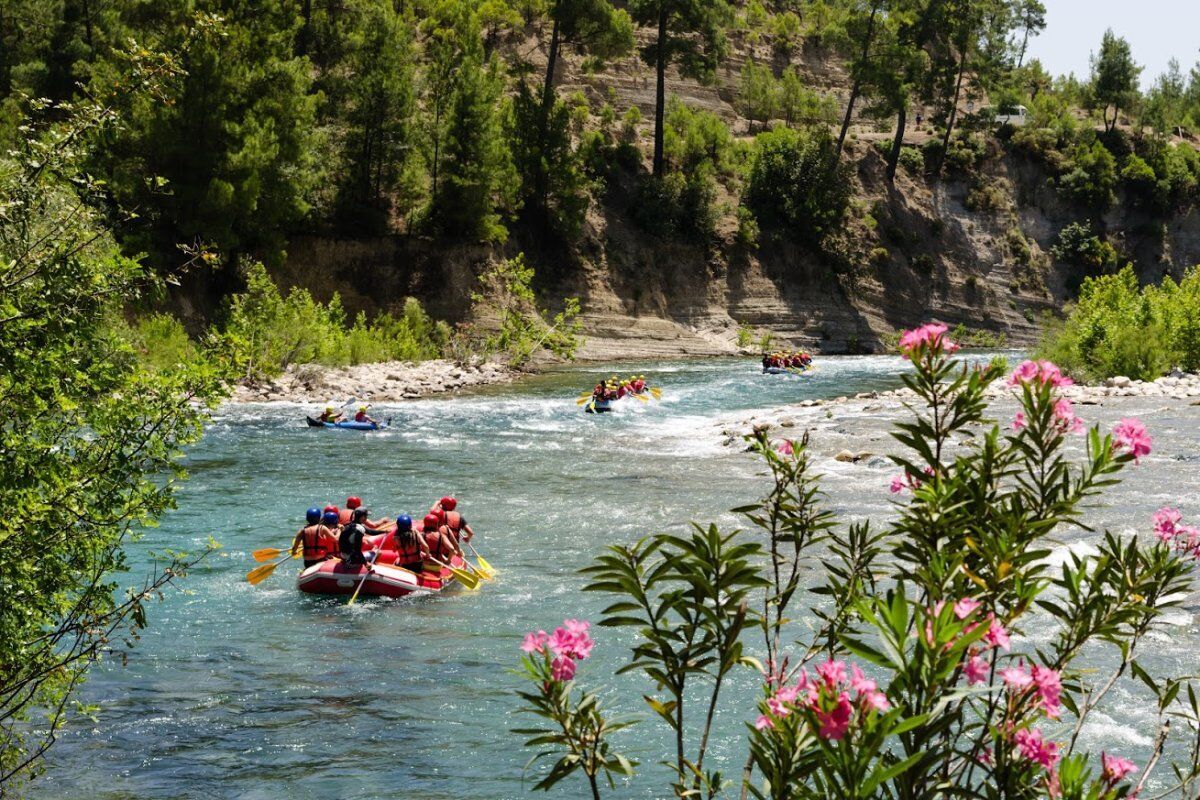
[715,370,1200,457]
[228,358,517,404]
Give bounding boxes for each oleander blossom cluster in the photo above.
[522,619,594,682]
[898,322,960,359]
[754,659,890,739]
[1153,507,1200,558]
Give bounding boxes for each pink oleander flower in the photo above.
[1031,665,1063,719]
[849,664,876,695]
[1112,418,1152,463]
[550,654,577,682]
[754,714,775,731]
[1052,397,1086,434]
[999,663,1032,690]
[1176,526,1200,558]
[816,659,847,687]
[776,440,794,456]
[1101,752,1138,784]
[521,630,549,653]
[1008,359,1074,388]
[1011,411,1027,431]
[963,654,990,685]
[898,323,959,358]
[775,683,800,705]
[816,692,854,740]
[954,597,982,620]
[548,625,594,661]
[1153,507,1182,542]
[1014,727,1060,770]
[861,688,890,712]
[766,695,790,718]
[889,475,906,494]
[984,615,1011,651]
[563,619,590,635]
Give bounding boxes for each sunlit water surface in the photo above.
[31,355,1200,798]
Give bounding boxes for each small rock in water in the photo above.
[1105,376,1132,388]
[835,449,857,463]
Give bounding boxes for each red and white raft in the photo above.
[296,531,466,599]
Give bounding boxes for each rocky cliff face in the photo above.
[275,34,1200,359]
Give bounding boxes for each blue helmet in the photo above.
[306,507,321,524]
[322,510,339,526]
[395,514,413,531]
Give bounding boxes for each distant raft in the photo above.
[306,416,388,431]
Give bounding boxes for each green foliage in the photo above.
[1038,264,1200,379]
[117,313,201,373]
[1058,141,1118,210]
[745,126,850,246]
[468,254,583,367]
[1089,28,1141,132]
[507,83,591,238]
[0,47,229,787]
[221,263,449,378]
[1051,222,1120,271]
[738,61,779,130]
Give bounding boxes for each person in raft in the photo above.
[390,514,430,573]
[341,496,390,529]
[353,405,378,426]
[339,507,372,566]
[422,513,461,564]
[431,496,475,544]
[318,406,345,423]
[293,508,338,568]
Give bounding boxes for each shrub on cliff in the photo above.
[515,328,1197,798]
[744,126,850,246]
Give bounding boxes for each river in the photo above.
[31,354,1200,798]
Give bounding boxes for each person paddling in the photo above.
[390,514,430,573]
[343,496,389,529]
[422,513,461,564]
[434,496,475,545]
[292,508,336,568]
[354,405,378,426]
[318,406,344,423]
[339,507,371,567]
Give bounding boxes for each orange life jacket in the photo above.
[392,530,422,563]
[338,508,352,525]
[443,511,463,533]
[301,525,333,561]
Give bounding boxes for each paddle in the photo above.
[247,552,295,585]
[466,541,496,578]
[649,387,662,400]
[430,556,480,589]
[633,392,649,402]
[576,394,593,405]
[252,546,297,562]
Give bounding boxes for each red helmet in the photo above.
[440,496,457,511]
[346,496,362,509]
[423,513,441,531]
[324,504,338,514]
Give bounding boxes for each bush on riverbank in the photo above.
[1037,264,1200,380]
[514,326,1197,799]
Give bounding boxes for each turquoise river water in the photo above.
[30,355,1200,798]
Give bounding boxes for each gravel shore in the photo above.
[228,358,517,404]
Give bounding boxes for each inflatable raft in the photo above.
[297,553,466,598]
[305,416,388,431]
[586,398,614,414]
[763,366,812,375]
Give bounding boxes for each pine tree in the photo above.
[628,0,733,176]
[1091,28,1142,133]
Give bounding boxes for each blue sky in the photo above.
[1025,0,1199,86]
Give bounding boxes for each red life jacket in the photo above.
[424,526,454,560]
[338,508,352,525]
[301,525,333,561]
[443,511,463,533]
[392,531,422,563]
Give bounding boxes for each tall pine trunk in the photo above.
[535,16,561,221]
[835,1,879,158]
[653,10,667,177]
[886,105,906,183]
[937,43,969,179]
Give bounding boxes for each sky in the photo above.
[1025,0,1200,87]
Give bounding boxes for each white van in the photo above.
[994,105,1028,127]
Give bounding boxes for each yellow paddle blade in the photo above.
[246,561,279,585]
[576,395,591,405]
[253,547,286,562]
[442,562,479,589]
[650,387,662,400]
[633,392,649,402]
[475,553,497,578]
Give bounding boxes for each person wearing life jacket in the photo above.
[422,513,460,564]
[318,406,344,423]
[342,496,389,529]
[353,405,378,426]
[592,381,606,400]
[390,514,430,573]
[339,507,370,566]
[292,508,338,568]
[431,496,475,545]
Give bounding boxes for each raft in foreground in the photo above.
[296,554,465,598]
